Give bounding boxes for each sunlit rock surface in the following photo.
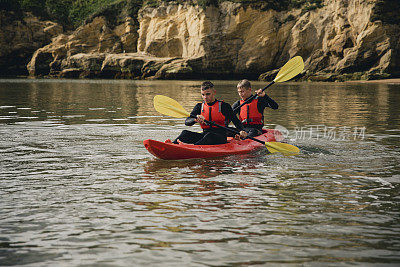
[21,0,400,80]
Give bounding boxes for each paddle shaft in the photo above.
[192,116,266,145]
[233,81,275,113]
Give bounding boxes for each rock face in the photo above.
[27,14,139,78]
[285,0,400,81]
[0,11,63,76]
[23,0,400,80]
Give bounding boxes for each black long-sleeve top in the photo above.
[231,94,278,129]
[185,100,245,136]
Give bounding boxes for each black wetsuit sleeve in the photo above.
[221,102,244,131]
[185,103,202,126]
[258,94,278,112]
[232,100,240,115]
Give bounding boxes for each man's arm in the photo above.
[258,94,278,111]
[231,100,240,114]
[222,102,244,130]
[185,103,201,126]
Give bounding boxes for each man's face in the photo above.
[237,86,252,100]
[201,88,216,104]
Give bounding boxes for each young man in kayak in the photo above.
[171,81,248,145]
[232,79,278,137]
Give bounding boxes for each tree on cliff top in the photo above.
[4,0,137,28]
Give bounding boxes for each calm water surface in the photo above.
[1,79,399,266]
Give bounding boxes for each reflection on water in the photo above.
[0,79,399,265]
[1,79,399,130]
[267,82,400,132]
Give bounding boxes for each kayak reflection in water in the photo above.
[231,79,279,137]
[171,81,248,145]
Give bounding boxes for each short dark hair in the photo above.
[201,81,214,90]
[237,79,251,89]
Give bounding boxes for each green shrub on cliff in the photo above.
[18,0,48,17]
[46,0,73,23]
[191,0,323,11]
[10,0,134,28]
[142,0,323,11]
[6,0,325,28]
[12,0,73,25]
[70,0,126,27]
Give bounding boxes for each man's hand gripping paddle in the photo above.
[233,56,304,112]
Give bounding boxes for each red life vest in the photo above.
[200,100,226,129]
[239,98,263,125]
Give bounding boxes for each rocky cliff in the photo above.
[4,0,400,81]
[0,11,62,76]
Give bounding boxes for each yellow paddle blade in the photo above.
[154,95,190,118]
[265,142,300,156]
[265,145,280,154]
[274,56,304,83]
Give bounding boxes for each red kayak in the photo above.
[143,129,282,160]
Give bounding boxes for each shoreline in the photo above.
[0,76,400,84]
[345,78,400,84]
